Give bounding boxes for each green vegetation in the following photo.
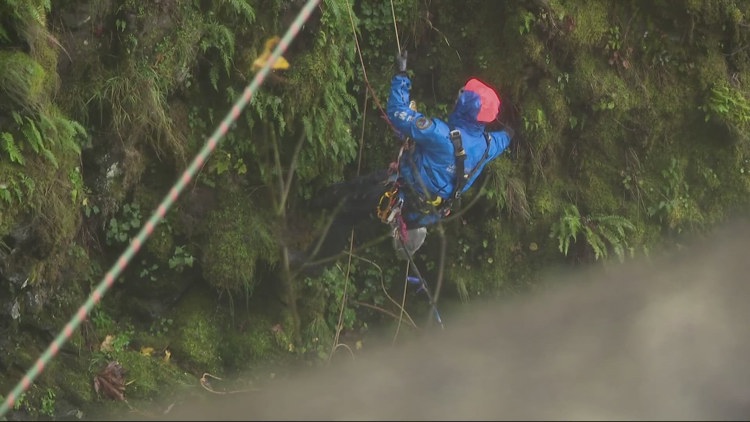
[1,0,750,418]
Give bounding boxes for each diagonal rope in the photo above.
[0,0,320,417]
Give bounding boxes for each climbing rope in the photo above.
[390,0,402,54]
[326,0,417,361]
[0,0,321,417]
[397,233,444,329]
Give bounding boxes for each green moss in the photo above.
[694,49,730,92]
[519,34,547,69]
[170,287,223,374]
[219,315,284,372]
[0,51,47,111]
[448,217,540,299]
[48,356,95,405]
[539,79,572,132]
[564,1,610,50]
[581,172,620,214]
[530,181,560,218]
[109,350,189,399]
[570,54,637,115]
[202,185,276,297]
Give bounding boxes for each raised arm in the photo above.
[386,73,452,149]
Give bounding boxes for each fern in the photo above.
[19,173,35,199]
[2,132,24,165]
[222,0,256,24]
[592,214,636,262]
[41,108,85,154]
[41,148,58,168]
[550,204,583,256]
[0,184,11,204]
[200,20,235,86]
[21,115,43,153]
[582,224,607,260]
[550,204,636,262]
[0,0,49,29]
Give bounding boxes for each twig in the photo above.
[199,373,258,395]
[331,343,356,361]
[393,263,411,345]
[352,301,417,329]
[348,253,418,328]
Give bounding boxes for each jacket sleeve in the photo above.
[386,74,448,145]
[489,130,512,159]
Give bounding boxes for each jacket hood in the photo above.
[448,78,501,132]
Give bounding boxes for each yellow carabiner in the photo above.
[376,184,400,223]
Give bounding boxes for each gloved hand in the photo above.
[396,50,408,73]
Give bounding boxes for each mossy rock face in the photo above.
[562,0,611,50]
[104,349,190,399]
[201,185,276,298]
[170,286,223,374]
[0,51,47,111]
[218,314,286,373]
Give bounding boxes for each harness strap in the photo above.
[381,128,492,227]
[449,129,467,202]
[443,130,493,212]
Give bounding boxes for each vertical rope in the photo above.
[390,0,402,54]
[0,0,320,417]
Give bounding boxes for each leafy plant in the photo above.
[519,11,536,35]
[106,203,142,245]
[40,388,55,417]
[91,309,116,333]
[149,317,174,337]
[139,260,159,281]
[199,20,235,91]
[110,330,133,354]
[550,204,636,262]
[1,131,23,164]
[646,157,701,232]
[593,95,616,112]
[522,107,548,134]
[605,25,621,53]
[700,82,750,135]
[168,245,195,272]
[12,391,26,411]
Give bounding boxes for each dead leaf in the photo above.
[100,335,114,353]
[93,361,126,401]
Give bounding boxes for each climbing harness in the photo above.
[443,128,493,212]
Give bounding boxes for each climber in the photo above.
[305,50,514,267]
[383,50,513,257]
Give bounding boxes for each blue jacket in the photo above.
[386,73,512,228]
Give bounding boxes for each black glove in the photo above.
[396,50,408,73]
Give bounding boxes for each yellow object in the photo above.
[163,349,171,363]
[140,346,154,356]
[427,196,443,207]
[252,36,290,72]
[99,334,114,353]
